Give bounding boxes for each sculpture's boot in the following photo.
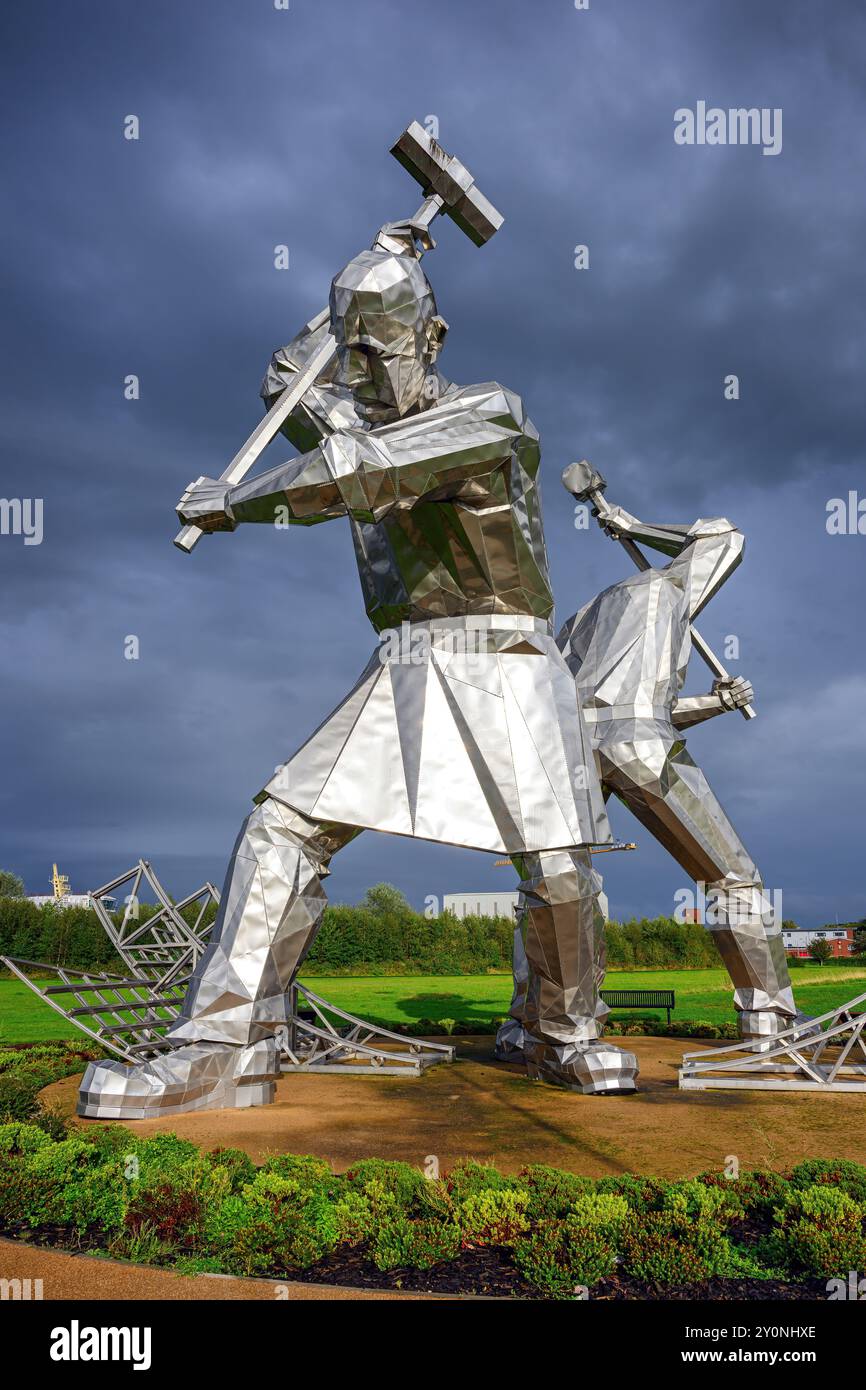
[78,800,358,1118]
[77,1039,280,1120]
[495,849,638,1093]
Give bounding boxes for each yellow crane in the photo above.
[51,863,70,901]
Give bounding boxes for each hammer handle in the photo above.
[174,194,452,555]
[590,491,756,721]
[173,331,337,553]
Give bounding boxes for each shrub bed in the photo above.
[0,1043,102,1133]
[0,1106,861,1299]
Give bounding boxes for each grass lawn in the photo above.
[1,965,865,1043]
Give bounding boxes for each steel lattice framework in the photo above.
[679,994,866,1092]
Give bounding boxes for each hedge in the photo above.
[0,887,723,976]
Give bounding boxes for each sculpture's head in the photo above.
[330,248,448,425]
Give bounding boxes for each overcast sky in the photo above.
[1,0,864,926]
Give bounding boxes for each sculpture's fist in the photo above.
[714,675,754,711]
[176,477,235,533]
[562,459,608,502]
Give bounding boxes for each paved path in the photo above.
[0,1237,447,1301]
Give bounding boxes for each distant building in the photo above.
[443,891,519,920]
[782,926,856,959]
[27,862,116,912]
[28,893,117,912]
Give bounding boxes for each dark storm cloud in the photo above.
[1,0,864,924]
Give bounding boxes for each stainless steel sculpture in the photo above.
[76,122,638,1115]
[554,462,797,1042]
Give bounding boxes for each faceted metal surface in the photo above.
[78,1040,280,1121]
[494,848,638,1093]
[557,505,796,1038]
[81,129,666,1112]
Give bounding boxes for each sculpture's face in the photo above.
[330,249,445,424]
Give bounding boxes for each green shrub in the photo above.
[208,1147,258,1193]
[260,1152,337,1196]
[124,1182,205,1250]
[595,1173,669,1209]
[22,1138,126,1232]
[0,1045,98,1124]
[514,1196,628,1298]
[345,1158,426,1208]
[768,1186,866,1277]
[789,1158,866,1206]
[371,1215,460,1271]
[519,1164,595,1221]
[621,1182,735,1282]
[456,1188,530,1246]
[621,1213,719,1283]
[208,1172,341,1275]
[444,1159,514,1202]
[696,1167,792,1215]
[0,1121,52,1155]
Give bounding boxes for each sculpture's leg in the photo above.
[599,736,797,1041]
[495,848,638,1094]
[78,800,359,1118]
[494,921,531,1060]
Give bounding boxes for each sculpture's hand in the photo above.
[176,477,236,533]
[597,504,631,540]
[713,675,754,712]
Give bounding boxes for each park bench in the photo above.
[600,988,675,1025]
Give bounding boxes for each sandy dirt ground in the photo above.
[0,1237,447,1300]
[41,1036,866,1178]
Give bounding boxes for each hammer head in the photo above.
[562,460,608,502]
[390,121,504,247]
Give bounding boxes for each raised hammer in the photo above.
[563,459,756,721]
[174,121,503,553]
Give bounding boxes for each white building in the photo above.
[782,926,855,958]
[28,894,116,911]
[443,891,519,920]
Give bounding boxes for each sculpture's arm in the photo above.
[175,445,347,532]
[176,405,524,532]
[228,447,346,525]
[671,676,755,729]
[591,496,694,559]
[671,694,726,729]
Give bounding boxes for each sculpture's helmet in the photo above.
[329,249,446,422]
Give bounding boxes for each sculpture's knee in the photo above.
[241,799,350,878]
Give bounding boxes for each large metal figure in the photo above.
[80,128,638,1117]
[497,460,796,1062]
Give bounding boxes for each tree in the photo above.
[362,883,411,917]
[851,921,866,956]
[0,869,24,899]
[809,938,833,966]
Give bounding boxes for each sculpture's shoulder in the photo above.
[361,381,538,461]
[443,381,538,442]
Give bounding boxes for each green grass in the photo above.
[1,965,865,1043]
